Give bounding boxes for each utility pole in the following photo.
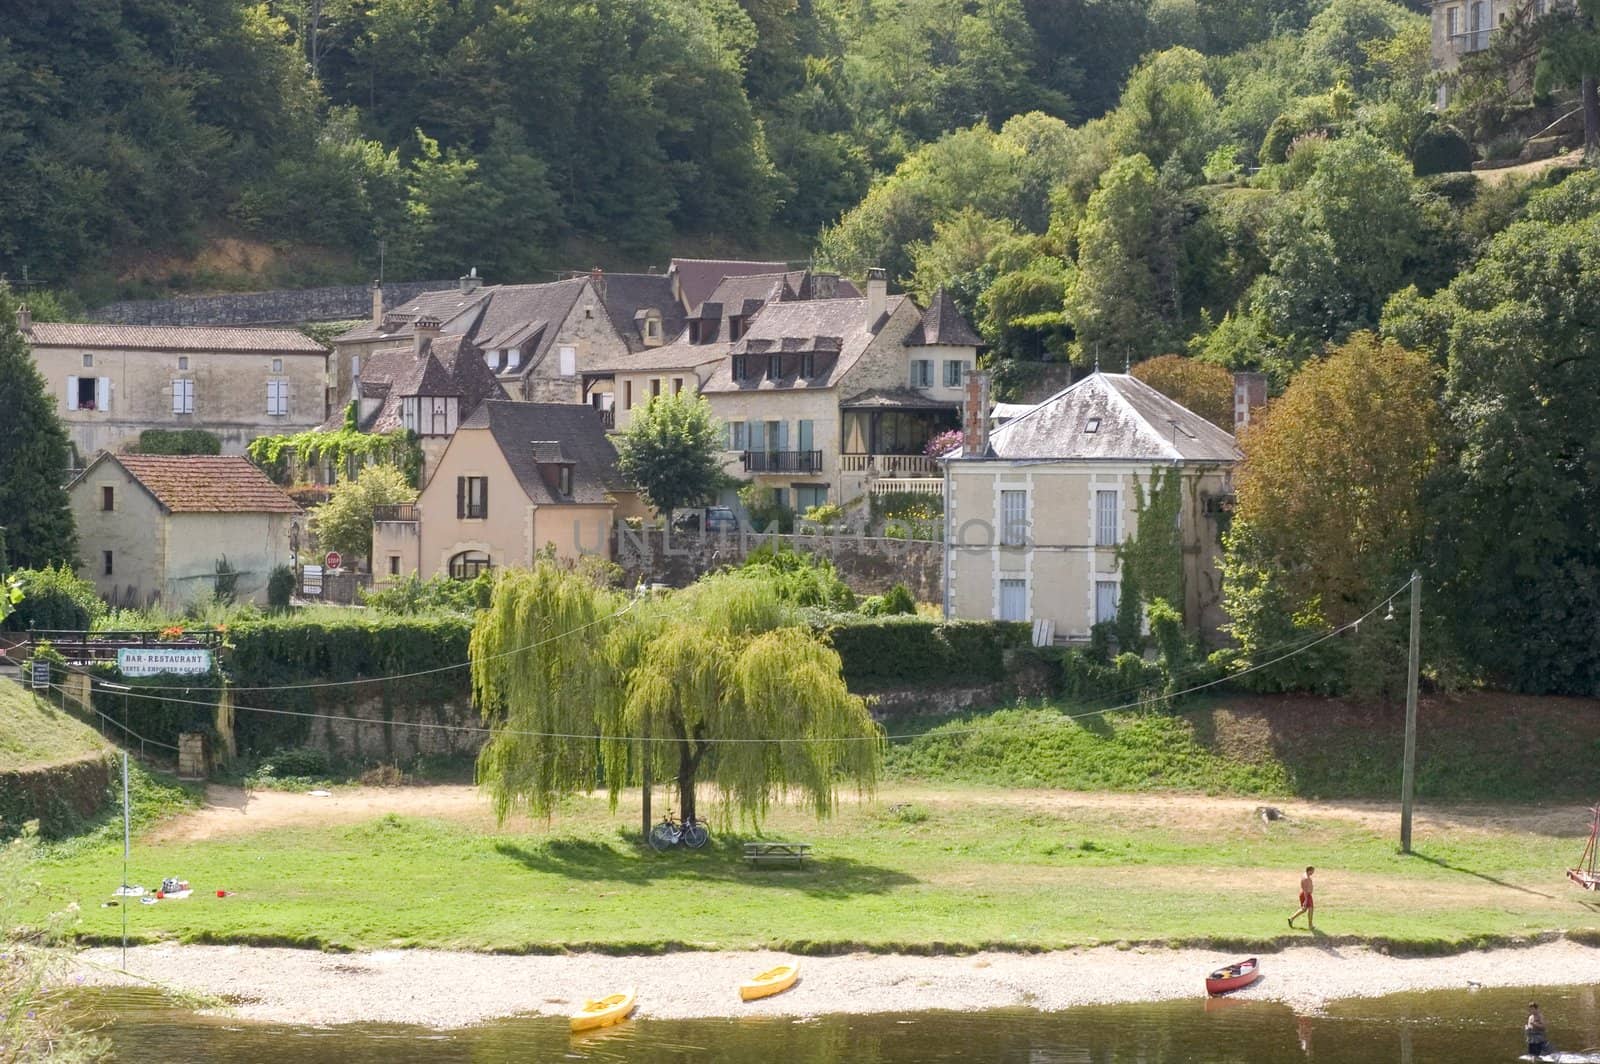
[1399,570,1422,853]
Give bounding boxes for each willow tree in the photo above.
[471,564,881,829]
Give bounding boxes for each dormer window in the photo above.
[768,354,783,380]
[485,349,501,371]
[732,355,750,381]
[506,348,522,371]
[645,317,661,342]
[728,316,745,341]
[558,465,572,496]
[1084,417,1101,434]
[800,353,815,379]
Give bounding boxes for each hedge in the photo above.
[811,614,1031,692]
[0,754,114,838]
[88,666,222,750]
[224,616,474,755]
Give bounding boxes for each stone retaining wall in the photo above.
[614,527,944,601]
[88,280,456,326]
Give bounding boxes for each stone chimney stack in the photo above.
[865,267,887,327]
[588,266,606,300]
[811,271,839,299]
[413,315,442,358]
[370,281,384,326]
[459,267,482,294]
[962,370,991,458]
[1233,371,1268,435]
[15,302,31,336]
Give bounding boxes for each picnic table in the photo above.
[744,841,811,868]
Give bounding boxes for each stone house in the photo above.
[20,308,328,461]
[943,371,1259,644]
[1430,0,1561,106]
[66,454,301,607]
[371,400,645,585]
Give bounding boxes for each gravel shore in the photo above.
[72,939,1600,1028]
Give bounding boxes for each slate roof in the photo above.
[335,288,492,344]
[80,454,302,514]
[669,257,790,311]
[28,322,326,354]
[841,387,960,410]
[325,334,507,433]
[983,373,1240,463]
[700,295,913,394]
[460,400,631,505]
[597,272,686,353]
[907,288,984,347]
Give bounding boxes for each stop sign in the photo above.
[325,551,342,570]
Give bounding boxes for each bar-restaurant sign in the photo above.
[115,648,213,677]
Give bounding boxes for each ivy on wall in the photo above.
[1118,465,1185,622]
[247,402,423,488]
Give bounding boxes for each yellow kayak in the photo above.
[570,987,637,1032]
[739,962,800,1001]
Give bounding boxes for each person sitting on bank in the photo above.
[1526,1003,1550,1058]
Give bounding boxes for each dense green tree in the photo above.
[313,464,415,563]
[470,564,880,826]
[0,291,76,571]
[1107,48,1222,177]
[615,394,725,516]
[1382,171,1600,695]
[1533,0,1600,154]
[1129,354,1235,429]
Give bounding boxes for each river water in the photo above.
[87,983,1600,1062]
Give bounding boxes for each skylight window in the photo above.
[1084,417,1101,433]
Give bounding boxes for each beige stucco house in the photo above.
[944,372,1249,643]
[372,400,643,584]
[67,454,301,607]
[1430,0,1562,105]
[21,309,328,461]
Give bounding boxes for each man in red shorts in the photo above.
[1288,866,1315,930]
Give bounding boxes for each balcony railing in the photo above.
[840,453,940,476]
[372,503,419,522]
[741,450,823,474]
[870,477,943,496]
[1449,28,1492,55]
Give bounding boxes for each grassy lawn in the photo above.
[33,782,1600,955]
[0,677,108,771]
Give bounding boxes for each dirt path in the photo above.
[152,782,1592,844]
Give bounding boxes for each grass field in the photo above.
[32,778,1600,956]
[0,678,107,771]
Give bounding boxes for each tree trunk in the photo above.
[1586,76,1600,159]
[674,726,709,823]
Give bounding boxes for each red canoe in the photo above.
[1205,957,1260,996]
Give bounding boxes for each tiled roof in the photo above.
[700,295,912,394]
[669,257,790,311]
[841,387,960,410]
[907,288,983,347]
[28,322,326,354]
[597,273,686,353]
[324,335,506,433]
[86,454,303,513]
[983,373,1240,463]
[459,401,631,505]
[335,288,491,344]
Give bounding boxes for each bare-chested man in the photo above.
[1288,866,1314,930]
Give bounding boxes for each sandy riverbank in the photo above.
[72,939,1600,1029]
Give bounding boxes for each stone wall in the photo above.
[614,527,944,601]
[88,280,456,326]
[300,692,483,764]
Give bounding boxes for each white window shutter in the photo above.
[96,377,111,412]
[67,376,79,411]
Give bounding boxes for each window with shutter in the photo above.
[172,379,194,415]
[1096,490,1119,546]
[456,477,466,518]
[559,346,576,376]
[267,378,288,416]
[1000,490,1027,547]
[1095,581,1120,624]
[96,377,111,412]
[998,579,1027,621]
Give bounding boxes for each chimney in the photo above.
[370,281,384,326]
[459,267,482,294]
[15,302,31,336]
[962,370,991,457]
[1233,371,1268,435]
[589,266,606,300]
[865,267,887,327]
[413,315,442,357]
[811,271,838,300]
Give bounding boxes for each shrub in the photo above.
[1483,133,1523,162]
[256,747,331,779]
[1412,124,1473,176]
[267,565,295,612]
[740,545,856,610]
[816,615,1029,691]
[363,572,494,614]
[3,565,105,632]
[858,583,917,617]
[1422,171,1479,207]
[738,482,793,533]
[132,428,221,455]
[800,503,846,529]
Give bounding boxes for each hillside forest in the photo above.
[3,0,1600,696]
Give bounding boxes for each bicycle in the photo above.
[648,813,709,852]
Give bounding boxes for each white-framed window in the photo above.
[458,476,488,519]
[1000,489,1027,547]
[728,421,747,451]
[911,359,933,388]
[67,376,109,411]
[178,356,189,370]
[172,378,194,415]
[1094,580,1120,624]
[1095,489,1119,547]
[645,318,661,342]
[1446,5,1459,36]
[272,358,283,373]
[999,578,1027,622]
[558,345,577,376]
[943,360,965,387]
[267,378,288,416]
[82,353,94,368]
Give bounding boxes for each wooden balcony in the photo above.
[372,503,419,523]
